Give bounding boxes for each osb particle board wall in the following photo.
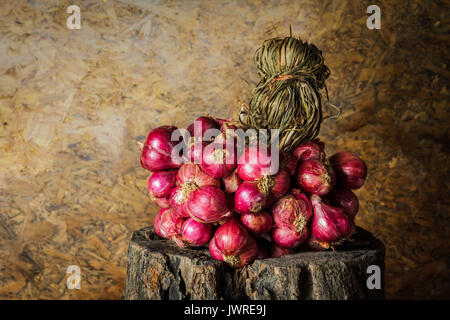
[0,0,448,299]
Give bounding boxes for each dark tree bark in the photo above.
[125,226,385,300]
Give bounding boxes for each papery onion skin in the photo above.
[140,125,183,172]
[154,195,171,209]
[209,237,223,261]
[158,208,186,247]
[234,182,267,214]
[154,208,166,238]
[280,152,298,175]
[187,116,220,142]
[181,218,213,247]
[269,243,294,258]
[148,170,177,199]
[267,169,291,204]
[177,164,219,188]
[185,140,207,164]
[311,195,354,244]
[293,139,325,162]
[201,141,237,178]
[237,145,273,182]
[271,193,312,234]
[212,218,258,267]
[329,151,367,190]
[327,188,359,218]
[296,159,336,196]
[187,185,232,223]
[240,210,273,236]
[222,170,242,193]
[169,187,190,218]
[171,164,220,217]
[272,226,309,248]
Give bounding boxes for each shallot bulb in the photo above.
[154,208,166,238]
[140,125,183,172]
[296,159,336,196]
[209,237,223,261]
[280,152,298,175]
[266,168,291,204]
[272,226,309,248]
[187,185,232,223]
[327,188,359,218]
[234,182,267,214]
[158,208,186,248]
[293,139,325,162]
[201,141,237,178]
[185,139,207,164]
[211,219,257,268]
[329,151,367,190]
[147,170,177,199]
[222,170,242,193]
[269,243,294,258]
[240,210,273,236]
[237,145,273,182]
[187,116,220,142]
[311,195,355,246]
[271,193,312,234]
[154,196,171,208]
[170,164,219,217]
[181,218,213,247]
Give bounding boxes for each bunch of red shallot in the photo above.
[140,116,368,268]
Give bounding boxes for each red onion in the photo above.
[140,125,183,172]
[296,159,336,195]
[147,170,177,199]
[272,226,309,248]
[187,185,232,223]
[154,208,166,238]
[266,169,291,204]
[327,188,359,218]
[177,163,219,187]
[211,219,257,267]
[222,169,242,193]
[185,139,207,164]
[209,237,223,261]
[215,117,233,127]
[234,182,267,214]
[293,139,325,162]
[187,116,220,142]
[170,164,219,217]
[240,210,273,236]
[237,145,273,182]
[329,151,367,190]
[154,195,171,208]
[158,208,186,247]
[200,141,237,178]
[181,218,213,247]
[311,195,355,245]
[280,152,298,175]
[269,243,294,258]
[271,193,312,234]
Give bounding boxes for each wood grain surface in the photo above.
[0,0,448,299]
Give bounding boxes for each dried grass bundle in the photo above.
[239,36,330,152]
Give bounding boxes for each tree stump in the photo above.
[125,226,385,300]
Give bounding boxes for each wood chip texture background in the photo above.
[0,0,448,299]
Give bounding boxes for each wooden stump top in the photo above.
[125,226,385,300]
